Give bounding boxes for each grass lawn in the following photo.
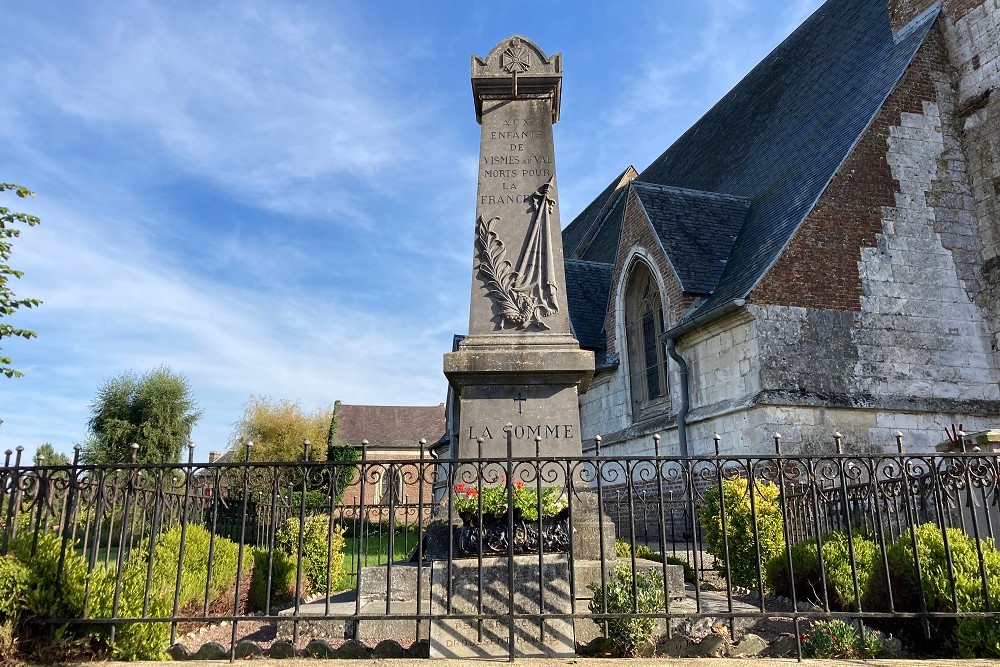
[337,528,421,590]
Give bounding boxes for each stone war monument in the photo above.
[445,35,593,463]
[430,35,608,660]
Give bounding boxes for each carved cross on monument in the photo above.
[513,391,527,414]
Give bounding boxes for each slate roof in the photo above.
[635,0,939,323]
[334,404,446,448]
[562,167,637,257]
[577,191,626,264]
[564,259,614,352]
[632,182,748,295]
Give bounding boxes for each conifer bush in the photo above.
[872,523,1000,658]
[699,477,784,589]
[588,563,665,656]
[767,531,880,611]
[275,514,346,595]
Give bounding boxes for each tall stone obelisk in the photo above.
[445,35,594,461]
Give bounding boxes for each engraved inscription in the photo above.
[467,424,574,440]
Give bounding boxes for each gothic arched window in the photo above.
[624,260,668,416]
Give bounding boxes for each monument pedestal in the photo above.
[429,555,575,659]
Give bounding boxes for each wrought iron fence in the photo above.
[2,433,1000,661]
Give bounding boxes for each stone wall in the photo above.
[940,0,1000,376]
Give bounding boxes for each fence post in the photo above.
[170,442,196,645]
[291,440,310,646]
[228,441,254,660]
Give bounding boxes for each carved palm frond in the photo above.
[476,216,531,326]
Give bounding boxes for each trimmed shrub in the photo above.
[767,531,880,611]
[0,556,29,620]
[9,531,90,623]
[870,523,1000,657]
[249,548,302,611]
[88,523,241,660]
[588,563,665,656]
[275,515,346,595]
[615,539,632,559]
[699,477,784,589]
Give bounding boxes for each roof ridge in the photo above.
[631,181,751,206]
[564,258,614,267]
[894,2,940,43]
[339,404,444,409]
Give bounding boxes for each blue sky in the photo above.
[0,0,823,459]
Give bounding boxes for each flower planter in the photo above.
[456,509,570,556]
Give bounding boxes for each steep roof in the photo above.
[562,166,637,258]
[578,190,627,264]
[636,0,939,322]
[335,404,445,448]
[632,182,748,295]
[564,259,614,352]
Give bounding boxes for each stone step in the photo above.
[356,600,430,644]
[359,561,431,602]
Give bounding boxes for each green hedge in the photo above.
[869,523,1000,657]
[588,563,665,656]
[249,548,301,611]
[275,514,345,596]
[1,523,242,661]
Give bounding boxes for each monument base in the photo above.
[429,554,575,658]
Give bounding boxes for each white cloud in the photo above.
[6,2,407,223]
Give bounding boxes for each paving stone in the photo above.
[732,632,768,656]
[166,643,192,661]
[372,639,406,658]
[696,633,729,657]
[764,633,800,657]
[407,639,430,658]
[304,638,336,658]
[234,640,263,659]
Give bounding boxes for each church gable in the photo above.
[631,182,747,295]
[603,186,698,360]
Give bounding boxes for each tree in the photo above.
[82,366,202,464]
[34,442,70,466]
[1,183,42,378]
[229,396,332,462]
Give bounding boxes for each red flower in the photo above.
[515,480,524,489]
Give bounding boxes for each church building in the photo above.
[563,0,1000,455]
